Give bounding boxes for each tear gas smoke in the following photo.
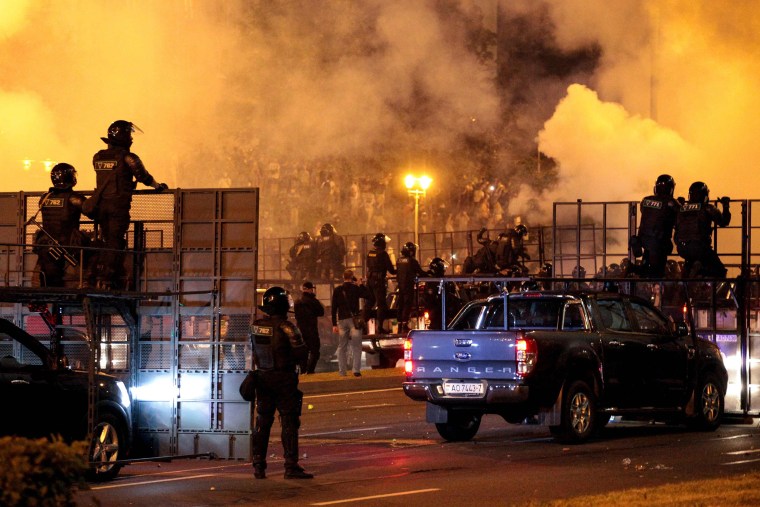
[1,0,759,232]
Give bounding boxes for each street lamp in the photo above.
[404,174,432,256]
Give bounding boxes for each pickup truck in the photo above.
[402,290,728,443]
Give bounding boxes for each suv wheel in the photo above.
[88,413,126,481]
[687,373,724,431]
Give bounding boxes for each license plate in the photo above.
[443,382,484,396]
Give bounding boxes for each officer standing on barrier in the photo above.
[366,233,396,333]
[675,182,731,278]
[35,163,90,287]
[629,174,680,278]
[396,242,427,332]
[251,286,313,480]
[90,120,167,289]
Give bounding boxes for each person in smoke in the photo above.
[463,227,498,274]
[315,223,345,281]
[287,231,317,282]
[395,242,428,332]
[674,182,731,278]
[495,224,530,274]
[89,120,168,289]
[422,257,463,330]
[250,287,312,479]
[629,174,680,278]
[34,163,92,287]
[293,280,324,374]
[365,232,396,334]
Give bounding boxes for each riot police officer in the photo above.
[366,233,396,334]
[495,224,529,273]
[294,281,324,374]
[675,182,731,278]
[287,231,317,282]
[90,120,167,289]
[422,257,462,330]
[251,287,312,479]
[35,163,89,287]
[630,174,680,278]
[396,242,427,332]
[315,223,346,281]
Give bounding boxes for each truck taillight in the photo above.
[404,338,413,375]
[516,336,537,378]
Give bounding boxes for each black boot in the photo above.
[282,420,313,479]
[252,415,272,479]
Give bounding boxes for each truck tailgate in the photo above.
[407,330,520,380]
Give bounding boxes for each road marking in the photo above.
[712,433,752,441]
[722,457,760,466]
[310,488,440,505]
[724,448,760,456]
[302,425,389,437]
[304,387,400,399]
[90,474,216,490]
[353,403,394,409]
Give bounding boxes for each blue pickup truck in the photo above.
[402,290,728,443]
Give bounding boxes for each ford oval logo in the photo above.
[454,352,471,360]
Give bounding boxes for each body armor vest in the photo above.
[93,147,136,201]
[639,195,678,240]
[251,316,305,371]
[40,190,81,243]
[676,203,711,243]
[396,256,418,290]
[251,320,276,370]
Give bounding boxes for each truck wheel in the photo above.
[435,411,481,442]
[87,413,126,481]
[687,373,723,431]
[551,379,596,444]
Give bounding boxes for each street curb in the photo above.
[299,368,405,395]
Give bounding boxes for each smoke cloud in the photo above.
[530,0,760,217]
[2,0,759,234]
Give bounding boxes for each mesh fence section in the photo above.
[179,343,211,370]
[139,342,174,369]
[219,343,250,371]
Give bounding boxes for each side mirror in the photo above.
[675,321,689,337]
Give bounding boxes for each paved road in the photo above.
[77,382,760,506]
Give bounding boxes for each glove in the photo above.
[718,196,730,206]
[677,196,686,205]
[154,182,169,192]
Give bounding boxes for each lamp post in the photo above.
[404,174,432,257]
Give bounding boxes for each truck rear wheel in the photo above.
[550,379,596,444]
[435,411,481,442]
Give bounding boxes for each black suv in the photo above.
[0,318,132,480]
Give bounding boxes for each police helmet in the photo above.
[320,223,336,237]
[429,257,447,276]
[297,231,312,243]
[654,174,675,197]
[102,120,141,148]
[50,163,77,190]
[401,241,417,257]
[259,286,290,316]
[688,181,709,204]
[514,224,528,237]
[372,232,389,249]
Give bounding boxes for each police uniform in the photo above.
[288,238,317,281]
[675,201,731,277]
[91,144,159,288]
[38,188,86,287]
[636,194,680,277]
[366,247,396,333]
[251,313,310,478]
[396,255,426,331]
